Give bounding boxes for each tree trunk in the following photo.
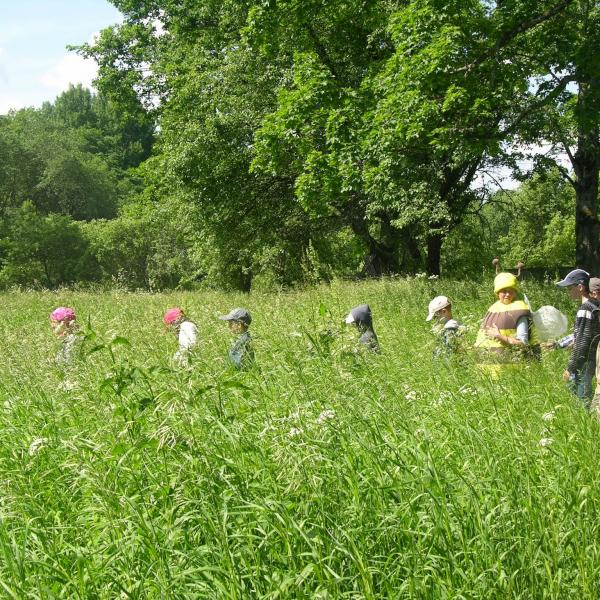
[426,231,443,276]
[572,79,600,274]
[236,266,252,292]
[574,156,600,273]
[362,237,400,276]
[343,197,424,276]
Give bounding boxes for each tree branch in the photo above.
[501,73,576,136]
[305,24,342,82]
[464,0,575,74]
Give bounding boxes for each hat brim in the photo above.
[345,314,355,324]
[426,313,435,321]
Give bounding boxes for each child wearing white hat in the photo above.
[427,296,464,359]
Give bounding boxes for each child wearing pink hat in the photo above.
[50,306,82,364]
[163,308,199,366]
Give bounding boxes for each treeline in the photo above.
[1,0,597,290]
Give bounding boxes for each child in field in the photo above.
[219,308,254,370]
[50,306,83,365]
[163,307,199,367]
[557,269,600,405]
[474,272,539,362]
[426,295,464,359]
[345,304,379,353]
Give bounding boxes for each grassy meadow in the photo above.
[0,277,599,598]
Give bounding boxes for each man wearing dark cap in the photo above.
[557,269,600,404]
[219,308,254,369]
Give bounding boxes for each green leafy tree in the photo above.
[510,0,600,272]
[0,202,96,288]
[79,0,585,282]
[443,171,575,276]
[33,152,118,220]
[49,84,154,170]
[249,0,577,274]
[0,114,45,214]
[79,0,350,289]
[0,87,152,222]
[83,198,204,290]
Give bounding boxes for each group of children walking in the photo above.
[49,305,256,371]
[48,268,600,414]
[427,269,600,414]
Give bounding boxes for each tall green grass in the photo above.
[0,278,597,598]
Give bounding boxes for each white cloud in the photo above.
[39,53,98,93]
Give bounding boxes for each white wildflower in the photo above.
[415,272,426,279]
[317,409,336,423]
[436,391,452,404]
[459,385,478,396]
[542,411,556,422]
[539,437,554,447]
[405,391,417,401]
[28,437,48,456]
[259,424,275,437]
[283,410,301,422]
[58,379,76,391]
[428,274,439,280]
[289,427,303,437]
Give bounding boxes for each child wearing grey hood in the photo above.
[346,304,379,353]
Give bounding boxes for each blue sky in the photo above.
[0,0,122,114]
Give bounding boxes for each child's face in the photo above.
[435,305,452,321]
[229,320,247,334]
[497,288,517,305]
[50,319,70,337]
[568,283,585,300]
[167,316,184,334]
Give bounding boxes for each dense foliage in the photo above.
[1,0,598,289]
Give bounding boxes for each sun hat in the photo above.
[426,296,451,321]
[219,308,252,325]
[345,304,373,325]
[50,307,76,323]
[494,272,519,294]
[163,307,184,325]
[556,268,590,287]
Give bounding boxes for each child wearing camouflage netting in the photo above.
[426,295,465,359]
[219,308,255,370]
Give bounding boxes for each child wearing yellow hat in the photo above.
[474,272,539,361]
